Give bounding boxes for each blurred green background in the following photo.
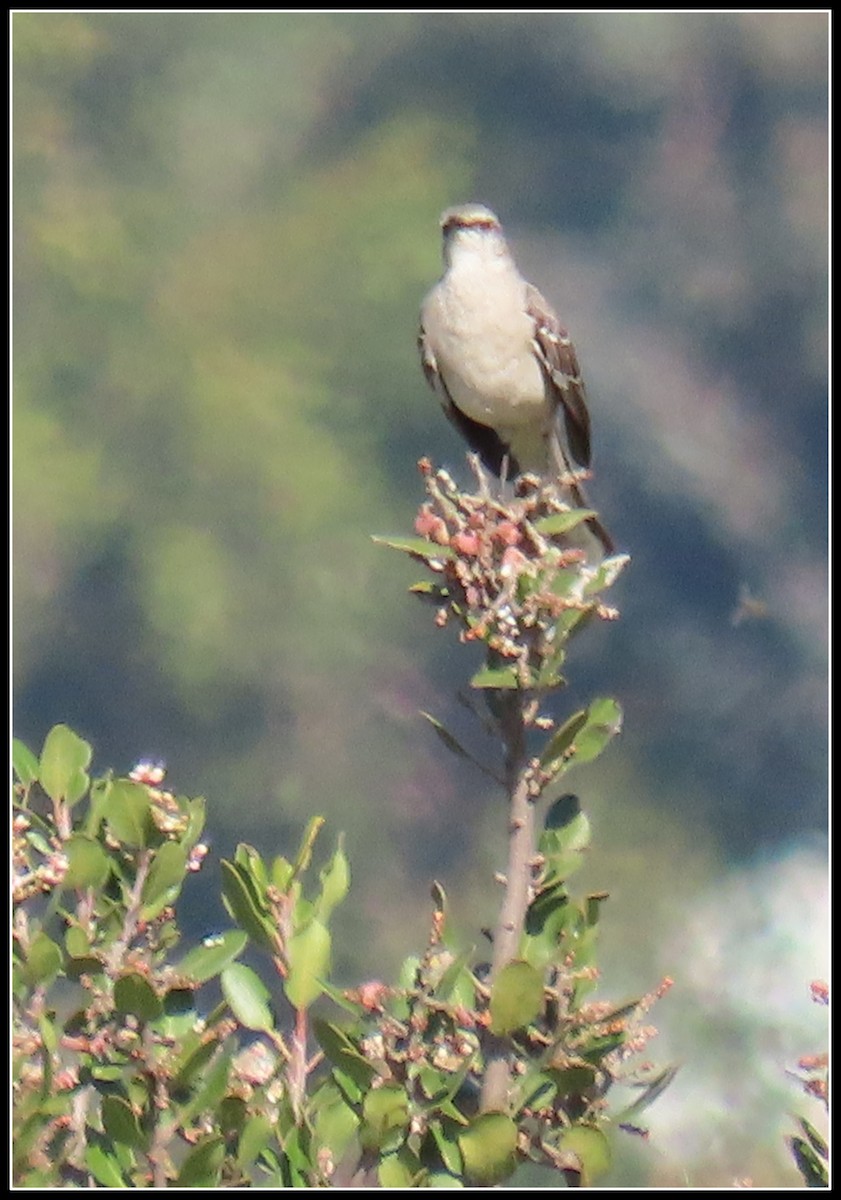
[13,11,827,1187]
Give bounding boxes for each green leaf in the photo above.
[537,794,592,884]
[539,710,588,767]
[286,918,331,1010]
[237,1113,274,1171]
[103,780,154,848]
[39,724,92,806]
[428,1118,465,1172]
[291,815,325,878]
[489,960,544,1035]
[420,711,475,761]
[534,510,598,536]
[378,1145,423,1188]
[311,1082,359,1159]
[571,697,623,764]
[176,1134,225,1187]
[221,962,274,1032]
[581,553,630,595]
[65,925,90,958]
[218,1093,248,1136]
[114,972,163,1022]
[372,534,454,561]
[470,665,519,689]
[789,1135,829,1186]
[794,1115,829,1159]
[24,930,63,986]
[270,854,294,890]
[176,930,248,984]
[360,1083,409,1152]
[521,884,578,971]
[558,1125,612,1184]
[541,699,622,776]
[62,834,111,890]
[85,1140,128,1187]
[13,738,39,787]
[458,1112,518,1184]
[614,1064,679,1121]
[141,840,188,914]
[101,1095,147,1150]
[316,836,350,923]
[179,1043,236,1123]
[312,1019,378,1090]
[220,859,276,952]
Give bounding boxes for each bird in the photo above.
[418,203,613,554]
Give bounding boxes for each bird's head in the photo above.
[439,203,506,267]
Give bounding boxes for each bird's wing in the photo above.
[526,283,591,468]
[417,321,516,476]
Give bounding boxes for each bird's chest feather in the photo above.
[432,273,546,418]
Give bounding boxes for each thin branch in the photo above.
[480,689,537,1114]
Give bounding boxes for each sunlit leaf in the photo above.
[221,962,274,1032]
[372,534,454,561]
[85,1140,128,1188]
[176,929,248,984]
[141,841,188,914]
[316,836,350,922]
[114,972,163,1022]
[103,780,153,848]
[458,1112,518,1184]
[176,1135,225,1187]
[12,738,39,787]
[102,1095,147,1150]
[24,930,62,987]
[470,665,519,689]
[533,510,598,536]
[63,833,111,889]
[39,724,91,806]
[489,959,543,1035]
[360,1082,409,1152]
[286,918,331,1010]
[219,859,276,952]
[559,1125,611,1184]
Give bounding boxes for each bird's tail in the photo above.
[547,433,615,556]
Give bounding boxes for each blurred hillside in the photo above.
[12,12,827,1187]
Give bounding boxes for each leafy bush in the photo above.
[13,468,675,1186]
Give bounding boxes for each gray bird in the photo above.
[419,203,613,554]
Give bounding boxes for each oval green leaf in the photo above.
[458,1112,518,1184]
[176,1134,225,1187]
[176,929,248,984]
[102,1094,147,1150]
[24,930,63,986]
[489,960,543,1035]
[114,972,163,1022]
[559,1124,612,1184]
[63,834,111,889]
[221,962,274,1032]
[141,841,188,913]
[12,738,39,787]
[219,859,276,952]
[360,1083,409,1152]
[286,918,331,1010]
[103,780,153,848]
[39,724,92,806]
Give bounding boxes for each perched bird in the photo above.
[419,203,613,553]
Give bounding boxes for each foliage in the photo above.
[12,722,670,1188]
[787,981,829,1188]
[12,474,675,1186]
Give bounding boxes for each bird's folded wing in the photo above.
[418,323,515,476]
[526,284,591,469]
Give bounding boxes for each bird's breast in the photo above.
[424,272,550,427]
